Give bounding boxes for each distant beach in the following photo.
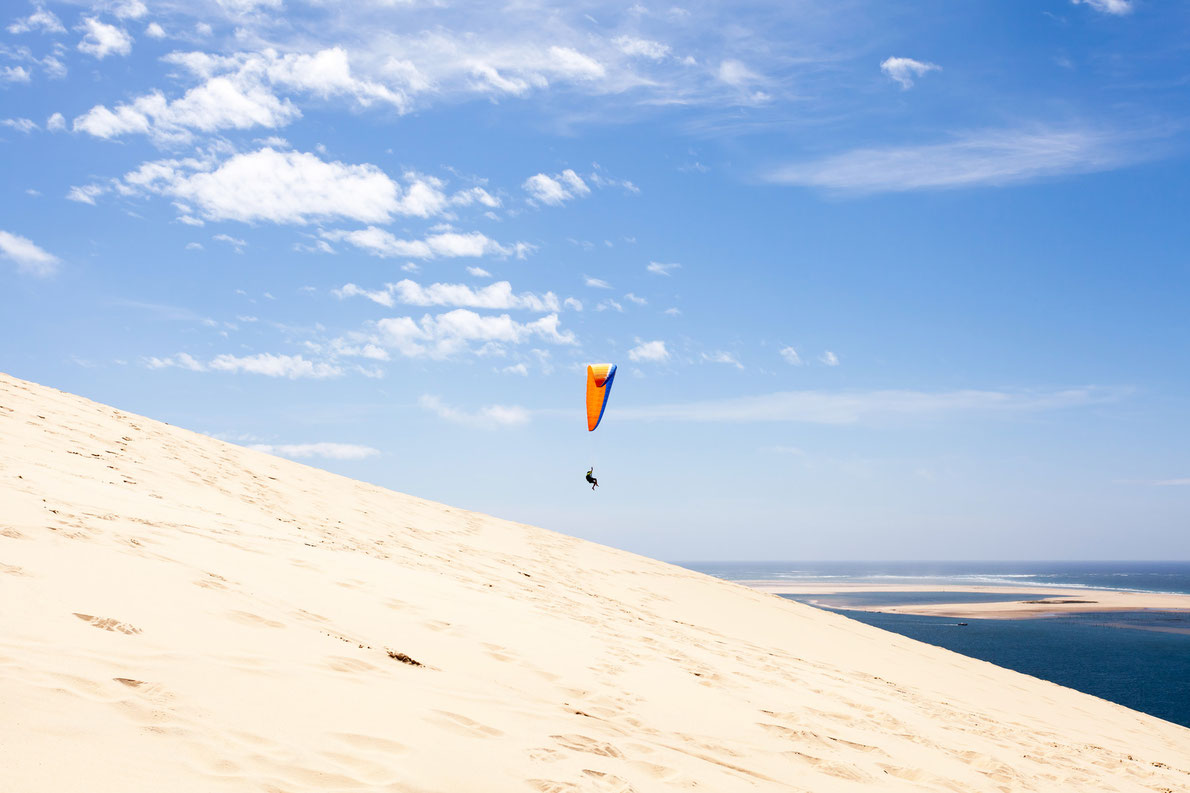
[681,561,1190,728]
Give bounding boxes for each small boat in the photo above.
[957,622,968,626]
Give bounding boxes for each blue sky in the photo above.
[2,0,1188,560]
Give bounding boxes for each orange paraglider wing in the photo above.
[585,363,616,431]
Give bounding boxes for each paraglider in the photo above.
[585,363,616,431]
[584,363,615,491]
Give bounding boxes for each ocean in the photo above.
[677,561,1190,729]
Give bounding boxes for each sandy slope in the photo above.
[1,371,1188,793]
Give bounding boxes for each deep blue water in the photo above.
[677,562,1190,729]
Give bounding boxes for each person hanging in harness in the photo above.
[585,467,599,490]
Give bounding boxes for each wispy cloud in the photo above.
[419,394,529,428]
[702,351,743,369]
[766,127,1140,194]
[647,261,680,275]
[0,230,60,276]
[779,346,801,365]
[322,226,519,259]
[618,387,1127,424]
[147,352,342,378]
[77,17,132,60]
[524,169,590,206]
[369,309,576,359]
[880,57,939,89]
[820,351,840,366]
[629,339,669,362]
[249,442,380,460]
[334,279,560,312]
[1152,478,1190,486]
[1071,0,1133,15]
[8,7,66,35]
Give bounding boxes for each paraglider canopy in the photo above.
[585,363,616,431]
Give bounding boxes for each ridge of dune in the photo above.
[1,371,1188,793]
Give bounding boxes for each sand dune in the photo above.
[2,370,1188,792]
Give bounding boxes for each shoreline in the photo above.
[737,580,1190,619]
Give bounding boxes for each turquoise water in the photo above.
[678,562,1190,729]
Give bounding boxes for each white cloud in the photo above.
[248,442,380,460]
[2,66,32,83]
[585,276,611,289]
[614,36,670,60]
[647,261,680,275]
[145,22,166,39]
[396,279,559,311]
[67,184,106,204]
[0,230,60,276]
[451,187,501,209]
[1,118,37,133]
[1071,0,1133,14]
[333,283,395,307]
[40,56,66,79]
[149,351,341,378]
[501,363,528,376]
[419,394,529,428]
[218,0,283,12]
[703,351,743,369]
[73,79,301,143]
[629,339,669,362]
[8,8,65,34]
[114,1,148,19]
[663,307,681,316]
[166,48,408,113]
[1153,478,1190,486]
[122,148,402,225]
[46,112,65,131]
[214,233,247,252]
[210,353,342,378]
[374,309,575,359]
[77,47,414,143]
[564,297,583,311]
[145,352,206,371]
[779,346,802,365]
[718,59,760,87]
[767,127,1133,193]
[820,351,839,366]
[78,18,132,59]
[523,169,590,205]
[596,299,623,312]
[336,279,560,312]
[618,387,1126,424]
[624,292,647,305]
[322,226,516,259]
[880,57,939,90]
[466,266,491,278]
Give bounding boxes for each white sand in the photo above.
[2,370,1188,793]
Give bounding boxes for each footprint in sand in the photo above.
[550,734,624,758]
[74,613,141,634]
[430,710,503,737]
[527,780,581,793]
[226,610,286,628]
[580,770,637,792]
[784,750,874,782]
[332,732,407,754]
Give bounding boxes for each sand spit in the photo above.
[1,371,1188,793]
[744,582,1190,620]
